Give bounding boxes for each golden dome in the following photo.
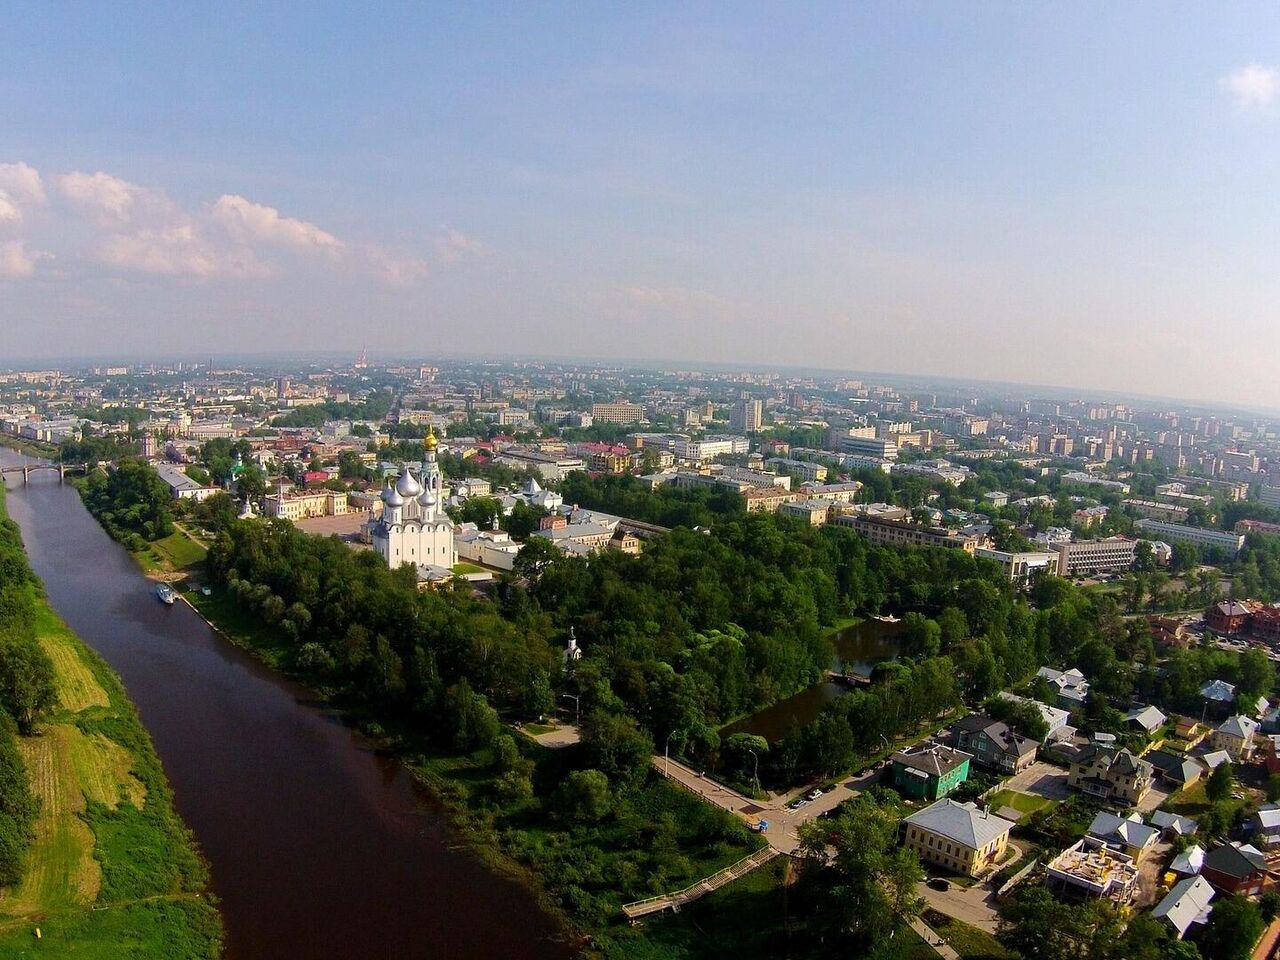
[424,425,438,453]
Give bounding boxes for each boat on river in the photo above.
[155,583,177,605]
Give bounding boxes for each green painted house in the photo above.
[891,744,972,801]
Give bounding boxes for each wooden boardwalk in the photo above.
[621,846,781,920]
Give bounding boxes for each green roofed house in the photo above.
[890,744,972,801]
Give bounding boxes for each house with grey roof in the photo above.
[1086,811,1160,861]
[1125,704,1167,735]
[950,715,1038,774]
[1169,844,1205,877]
[1150,810,1199,838]
[1037,666,1090,709]
[1248,803,1280,848]
[1152,875,1215,939]
[1211,714,1260,760]
[901,799,1015,878]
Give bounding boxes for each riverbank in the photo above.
[183,577,759,958]
[0,436,59,460]
[0,486,221,959]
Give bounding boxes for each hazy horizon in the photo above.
[4,4,1280,408]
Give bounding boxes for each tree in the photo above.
[521,669,554,721]
[1206,761,1234,804]
[795,798,922,948]
[1171,542,1199,574]
[441,679,500,751]
[512,538,561,582]
[1198,894,1264,960]
[581,710,653,791]
[902,612,942,659]
[0,634,57,733]
[556,769,612,822]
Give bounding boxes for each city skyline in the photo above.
[3,4,1280,408]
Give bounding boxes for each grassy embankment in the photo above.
[0,488,220,959]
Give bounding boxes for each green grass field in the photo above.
[451,561,486,575]
[133,529,208,575]
[922,909,1015,960]
[0,490,220,957]
[986,789,1056,817]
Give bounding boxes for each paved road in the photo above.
[997,760,1071,802]
[522,722,581,749]
[654,756,881,854]
[915,880,1000,932]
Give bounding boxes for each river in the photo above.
[0,450,575,960]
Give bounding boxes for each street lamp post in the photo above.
[747,748,760,796]
[664,730,681,776]
[561,693,581,724]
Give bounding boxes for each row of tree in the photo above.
[0,498,57,886]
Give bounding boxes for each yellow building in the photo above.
[264,489,349,520]
[901,799,1015,877]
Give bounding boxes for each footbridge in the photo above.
[621,846,781,921]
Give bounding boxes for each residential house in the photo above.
[1211,715,1259,760]
[890,745,972,801]
[1067,745,1154,805]
[1152,875,1215,940]
[1169,844,1206,878]
[1201,842,1274,897]
[1173,717,1208,747]
[1200,750,1232,771]
[1248,805,1280,849]
[999,693,1071,741]
[1263,735,1280,776]
[1199,679,1237,714]
[1037,666,1090,710]
[1086,811,1160,861]
[1207,600,1256,635]
[1150,810,1199,839]
[1125,705,1168,736]
[951,715,1038,774]
[901,799,1015,878]
[1145,751,1205,789]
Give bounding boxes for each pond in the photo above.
[719,618,905,743]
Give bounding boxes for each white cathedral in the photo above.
[371,428,457,574]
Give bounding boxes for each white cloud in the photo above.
[371,248,430,287]
[99,225,266,278]
[0,161,46,223]
[57,170,162,225]
[1220,63,1280,110]
[434,227,484,264]
[625,285,732,312]
[0,240,46,278]
[5,161,434,285]
[210,194,343,253]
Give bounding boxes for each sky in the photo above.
[2,3,1279,409]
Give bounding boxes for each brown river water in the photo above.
[2,451,576,960]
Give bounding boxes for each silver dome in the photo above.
[382,482,405,507]
[395,465,422,498]
[419,488,437,508]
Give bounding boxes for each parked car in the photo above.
[927,877,951,892]
[806,788,823,801]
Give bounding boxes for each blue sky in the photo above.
[2,3,1279,408]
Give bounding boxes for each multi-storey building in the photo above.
[1055,537,1138,576]
[730,397,762,433]
[1133,520,1245,557]
[590,402,645,425]
[830,514,978,552]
